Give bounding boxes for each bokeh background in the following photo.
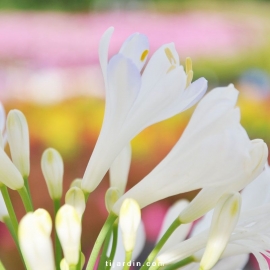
[0,0,270,269]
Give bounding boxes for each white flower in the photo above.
[81,27,207,194]
[41,148,64,200]
[0,193,8,222]
[18,209,55,270]
[199,192,241,270]
[6,110,30,178]
[107,222,146,270]
[119,198,141,252]
[56,204,81,266]
[156,165,270,269]
[0,146,24,190]
[105,187,120,213]
[65,187,86,219]
[109,144,132,196]
[113,85,267,214]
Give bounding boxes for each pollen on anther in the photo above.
[140,50,149,61]
[165,48,177,65]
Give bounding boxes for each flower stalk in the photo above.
[85,212,118,270]
[141,217,181,270]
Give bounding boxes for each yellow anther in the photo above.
[186,70,193,88]
[140,50,149,61]
[185,57,192,75]
[165,48,177,65]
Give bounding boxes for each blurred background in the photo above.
[0,0,270,269]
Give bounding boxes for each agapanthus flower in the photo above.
[155,163,270,269]
[81,27,207,194]
[113,85,267,216]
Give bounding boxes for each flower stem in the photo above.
[123,251,132,270]
[98,227,112,270]
[18,186,34,212]
[163,256,194,270]
[3,216,27,270]
[54,198,62,270]
[23,176,33,208]
[85,212,118,270]
[0,185,18,232]
[106,222,118,270]
[140,217,181,270]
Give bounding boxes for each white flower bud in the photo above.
[18,209,55,270]
[7,110,30,178]
[65,187,86,219]
[41,148,64,200]
[119,198,141,252]
[200,192,241,270]
[56,205,81,265]
[0,148,24,190]
[70,178,82,189]
[105,187,120,213]
[0,193,8,222]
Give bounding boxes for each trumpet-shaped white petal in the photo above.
[0,147,24,190]
[157,200,192,254]
[179,141,268,224]
[119,198,141,252]
[105,187,120,213]
[81,28,207,194]
[199,193,241,270]
[109,144,132,195]
[56,205,81,265]
[18,209,54,270]
[107,221,146,270]
[0,193,8,222]
[6,110,30,178]
[113,85,267,214]
[65,187,86,219]
[41,148,64,200]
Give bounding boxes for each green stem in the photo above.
[83,191,90,202]
[140,218,181,270]
[98,227,112,270]
[76,250,82,270]
[123,251,132,270]
[0,260,6,270]
[0,185,18,233]
[23,176,33,208]
[54,198,62,270]
[85,212,118,270]
[106,222,118,270]
[163,256,195,270]
[69,265,76,270]
[17,186,34,212]
[3,217,27,270]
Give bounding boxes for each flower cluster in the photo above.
[0,27,269,270]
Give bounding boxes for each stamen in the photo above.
[185,57,193,88]
[185,57,192,75]
[186,70,193,88]
[165,48,177,65]
[140,50,149,61]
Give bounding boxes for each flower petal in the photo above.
[109,143,132,195]
[119,33,149,71]
[99,27,114,91]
